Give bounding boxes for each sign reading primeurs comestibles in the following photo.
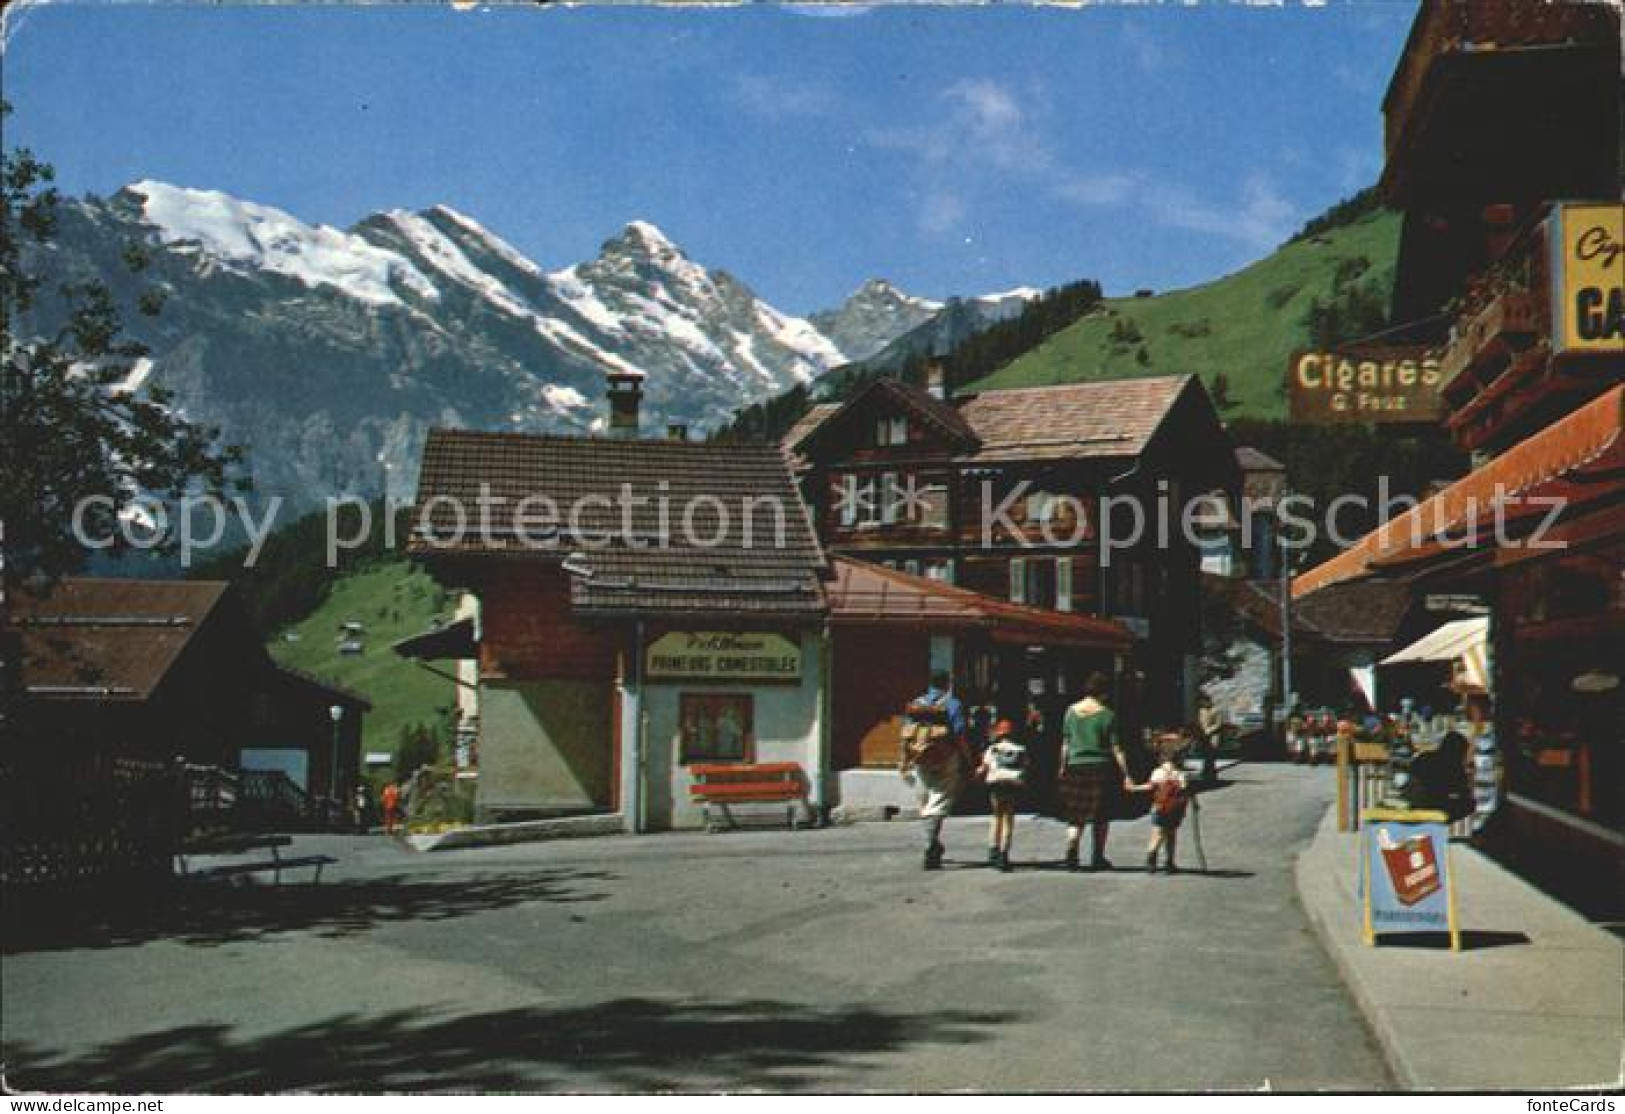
[1287,347,1445,424]
[646,631,802,683]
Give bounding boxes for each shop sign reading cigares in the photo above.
[646,630,802,683]
[1287,347,1444,424]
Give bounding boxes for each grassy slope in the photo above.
[268,561,456,758]
[971,209,1401,418]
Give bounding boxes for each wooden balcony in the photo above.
[1380,1,1620,206]
[1439,289,1543,403]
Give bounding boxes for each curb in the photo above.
[1293,817,1415,1089]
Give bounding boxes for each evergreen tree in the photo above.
[2,103,247,586]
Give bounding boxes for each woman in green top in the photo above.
[1057,672,1134,871]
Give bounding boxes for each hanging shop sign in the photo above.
[646,630,802,683]
[1357,808,1460,950]
[1287,347,1445,424]
[1550,202,1625,354]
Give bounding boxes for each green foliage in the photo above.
[1,102,248,582]
[189,499,409,634]
[973,205,1401,418]
[395,721,443,776]
[269,560,456,759]
[1288,186,1383,245]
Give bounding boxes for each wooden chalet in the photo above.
[786,370,1237,726]
[1296,0,1623,871]
[407,428,829,830]
[10,578,369,801]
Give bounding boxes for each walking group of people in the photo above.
[899,670,1200,873]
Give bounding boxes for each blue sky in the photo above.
[3,2,1414,314]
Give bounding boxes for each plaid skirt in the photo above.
[1056,765,1115,824]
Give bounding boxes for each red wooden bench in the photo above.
[688,762,808,831]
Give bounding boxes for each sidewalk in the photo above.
[1296,805,1624,1090]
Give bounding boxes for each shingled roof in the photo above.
[411,430,827,619]
[785,373,1201,466]
[792,377,979,457]
[1209,574,1415,647]
[955,375,1195,463]
[13,579,231,700]
[829,557,1134,650]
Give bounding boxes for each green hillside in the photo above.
[268,560,457,760]
[971,208,1402,417]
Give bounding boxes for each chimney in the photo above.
[606,371,643,439]
[924,359,948,401]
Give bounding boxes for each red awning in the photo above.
[827,557,1134,651]
[1294,384,1625,598]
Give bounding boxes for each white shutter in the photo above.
[1009,558,1027,604]
[839,474,858,527]
[1056,556,1073,612]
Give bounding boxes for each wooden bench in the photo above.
[176,835,336,886]
[688,762,808,831]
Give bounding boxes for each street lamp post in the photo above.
[328,704,344,818]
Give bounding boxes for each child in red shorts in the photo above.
[1129,736,1197,874]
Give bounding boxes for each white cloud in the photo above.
[1051,172,1138,206]
[868,77,1050,174]
[1119,23,1175,77]
[919,190,968,236]
[1148,175,1298,251]
[732,73,840,120]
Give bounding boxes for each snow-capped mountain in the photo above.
[815,286,1044,387]
[809,279,943,363]
[24,179,1031,513]
[27,182,891,509]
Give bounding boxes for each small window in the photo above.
[1009,557,1028,604]
[1056,557,1074,612]
[904,559,921,576]
[838,475,859,527]
[857,477,880,525]
[876,416,908,446]
[679,693,754,764]
[918,483,948,530]
[881,472,902,525]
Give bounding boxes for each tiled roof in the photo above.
[782,403,840,457]
[13,578,231,700]
[1209,573,1414,646]
[956,375,1194,463]
[272,663,373,710]
[789,377,979,456]
[411,430,827,619]
[787,373,1201,468]
[829,557,1134,651]
[1236,446,1285,473]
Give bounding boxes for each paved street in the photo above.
[3,763,1389,1092]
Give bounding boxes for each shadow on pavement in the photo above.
[3,998,1020,1092]
[2,868,614,954]
[1375,930,1533,951]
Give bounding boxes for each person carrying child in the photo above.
[899,671,972,871]
[1128,734,1198,874]
[978,719,1028,872]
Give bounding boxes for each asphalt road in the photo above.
[2,762,1390,1093]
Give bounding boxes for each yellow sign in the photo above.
[1552,202,1625,354]
[1287,348,1445,424]
[646,631,802,683]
